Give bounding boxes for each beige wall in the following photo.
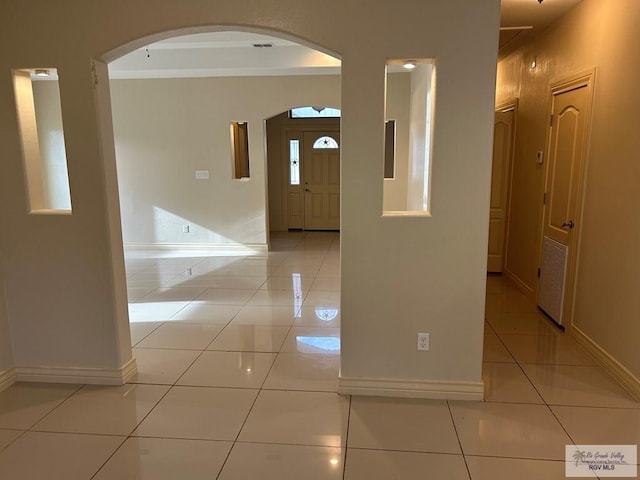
[0,0,499,397]
[111,75,340,245]
[497,0,640,380]
[0,279,13,378]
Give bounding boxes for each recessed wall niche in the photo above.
[12,68,72,213]
[230,121,250,180]
[383,59,436,216]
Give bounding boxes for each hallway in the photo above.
[0,231,638,479]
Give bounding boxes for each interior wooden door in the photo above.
[538,77,592,325]
[488,109,515,272]
[302,131,340,230]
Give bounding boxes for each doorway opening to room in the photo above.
[266,108,341,232]
[101,29,344,356]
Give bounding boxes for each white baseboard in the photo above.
[337,375,484,401]
[571,325,640,401]
[14,357,138,386]
[124,243,268,254]
[0,368,17,392]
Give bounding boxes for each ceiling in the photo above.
[107,0,584,79]
[499,0,583,52]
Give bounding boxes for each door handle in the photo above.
[561,220,575,229]
[305,188,311,193]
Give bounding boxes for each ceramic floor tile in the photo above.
[131,348,200,384]
[465,456,575,480]
[130,321,163,345]
[138,264,192,275]
[33,384,168,435]
[317,266,340,277]
[207,325,289,352]
[0,431,123,480]
[134,386,257,441]
[271,264,322,276]
[501,334,598,366]
[0,429,22,451]
[214,265,275,277]
[0,383,81,429]
[482,363,544,404]
[128,287,156,302]
[484,322,495,335]
[230,306,297,326]
[238,390,348,447]
[135,323,224,350]
[262,353,339,392]
[449,401,573,460]
[166,275,267,290]
[485,275,508,294]
[246,289,304,306]
[483,334,515,363]
[93,437,232,480]
[139,287,207,302]
[177,351,276,388]
[344,449,469,480]
[219,443,344,480]
[128,301,190,322]
[485,290,539,315]
[294,306,341,328]
[310,276,340,292]
[260,275,313,292]
[280,327,341,355]
[195,288,256,305]
[126,273,179,287]
[348,397,461,454]
[303,290,340,307]
[552,405,640,446]
[521,364,640,408]
[487,311,560,335]
[169,303,241,324]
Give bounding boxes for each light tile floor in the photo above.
[0,231,638,479]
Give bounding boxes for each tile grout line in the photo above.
[489,298,583,456]
[23,383,85,433]
[446,399,473,480]
[214,260,313,479]
[341,394,352,480]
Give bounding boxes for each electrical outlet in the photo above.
[182,225,190,234]
[417,332,430,351]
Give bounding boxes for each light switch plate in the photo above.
[195,170,210,180]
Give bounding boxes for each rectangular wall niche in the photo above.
[383,59,436,216]
[12,68,72,213]
[230,121,250,180]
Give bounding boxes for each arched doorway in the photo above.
[94,28,343,375]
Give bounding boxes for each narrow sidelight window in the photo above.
[289,139,300,185]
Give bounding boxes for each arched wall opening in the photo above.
[92,27,344,374]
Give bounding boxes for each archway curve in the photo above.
[97,25,342,65]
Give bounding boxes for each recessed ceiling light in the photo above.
[34,69,50,77]
[403,60,417,70]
